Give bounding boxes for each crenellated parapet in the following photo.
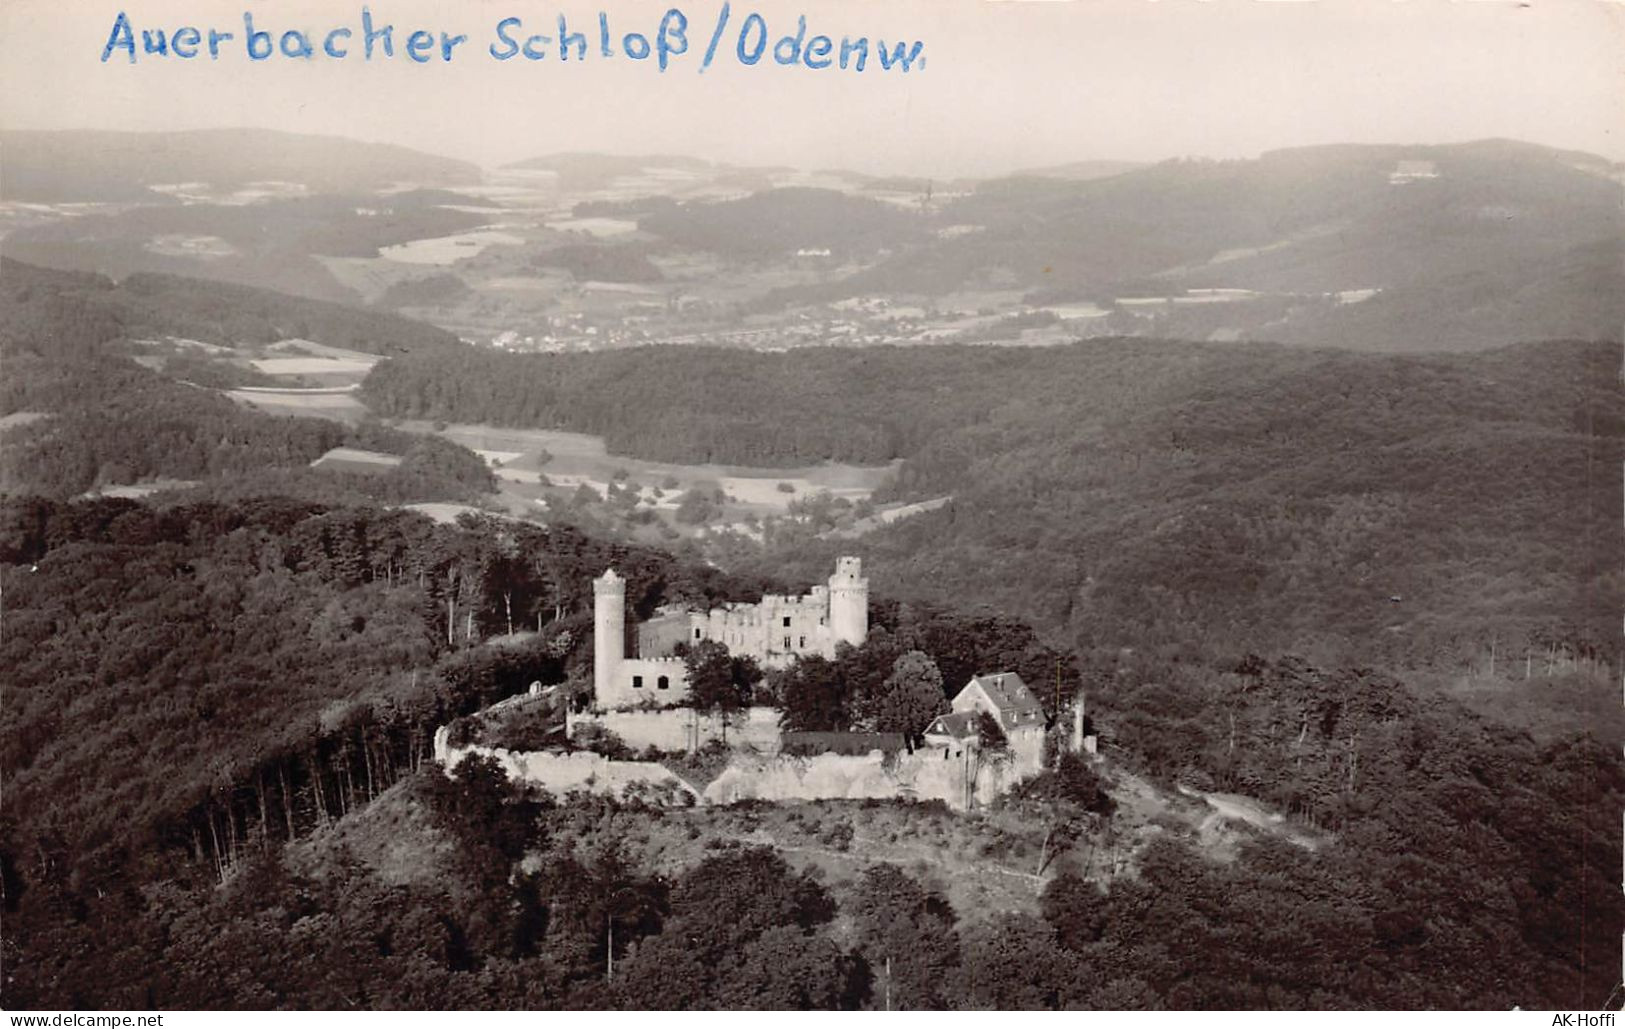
[593,558,869,707]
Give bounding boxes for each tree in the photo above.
[954,913,1083,1010]
[848,864,959,1009]
[663,847,835,963]
[683,640,761,728]
[608,928,713,1009]
[674,488,718,525]
[853,650,948,743]
[1051,752,1115,817]
[976,710,1007,751]
[425,753,549,889]
[1040,872,1109,951]
[771,654,847,732]
[713,926,857,1010]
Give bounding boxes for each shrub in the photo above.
[819,820,854,852]
[572,721,634,760]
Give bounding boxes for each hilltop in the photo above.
[638,187,929,259]
[0,128,481,202]
[2,495,1616,1009]
[808,139,1625,351]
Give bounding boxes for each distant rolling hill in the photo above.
[504,151,717,192]
[638,187,928,258]
[832,139,1625,351]
[1004,159,1147,181]
[3,190,488,303]
[0,257,462,360]
[0,128,481,202]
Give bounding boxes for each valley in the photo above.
[0,125,1619,1014]
[7,134,1619,360]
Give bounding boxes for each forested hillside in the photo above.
[4,193,488,304]
[505,152,715,191]
[0,260,485,499]
[360,338,1622,672]
[2,353,342,495]
[0,498,772,896]
[637,188,927,258]
[2,497,1616,1010]
[0,258,461,357]
[831,140,1625,351]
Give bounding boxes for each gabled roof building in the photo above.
[955,672,1044,732]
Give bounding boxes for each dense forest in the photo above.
[360,338,1622,673]
[2,190,490,306]
[0,259,490,500]
[0,495,1074,1007]
[3,496,1617,1010]
[3,492,1615,1009]
[637,187,928,259]
[0,498,774,904]
[0,257,462,357]
[1,187,1617,1008]
[375,273,474,311]
[758,141,1625,352]
[2,351,494,503]
[527,243,666,284]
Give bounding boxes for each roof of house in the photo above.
[966,672,1043,717]
[923,711,980,740]
[781,731,907,756]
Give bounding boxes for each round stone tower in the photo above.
[827,556,869,649]
[593,569,625,703]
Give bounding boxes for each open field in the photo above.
[406,420,897,511]
[827,496,953,539]
[84,478,200,500]
[314,254,437,301]
[227,388,370,421]
[0,411,51,432]
[266,338,386,363]
[310,446,402,475]
[379,229,526,265]
[143,233,236,259]
[130,336,236,355]
[544,217,638,237]
[251,357,377,376]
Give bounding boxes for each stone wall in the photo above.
[570,705,782,754]
[435,709,1046,812]
[433,726,698,804]
[1008,725,1045,772]
[704,748,1023,811]
[637,609,692,658]
[601,656,690,709]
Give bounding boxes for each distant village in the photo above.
[462,287,1382,356]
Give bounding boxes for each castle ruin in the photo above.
[591,557,869,710]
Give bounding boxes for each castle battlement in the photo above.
[592,559,869,708]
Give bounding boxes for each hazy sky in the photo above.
[1,0,1620,176]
